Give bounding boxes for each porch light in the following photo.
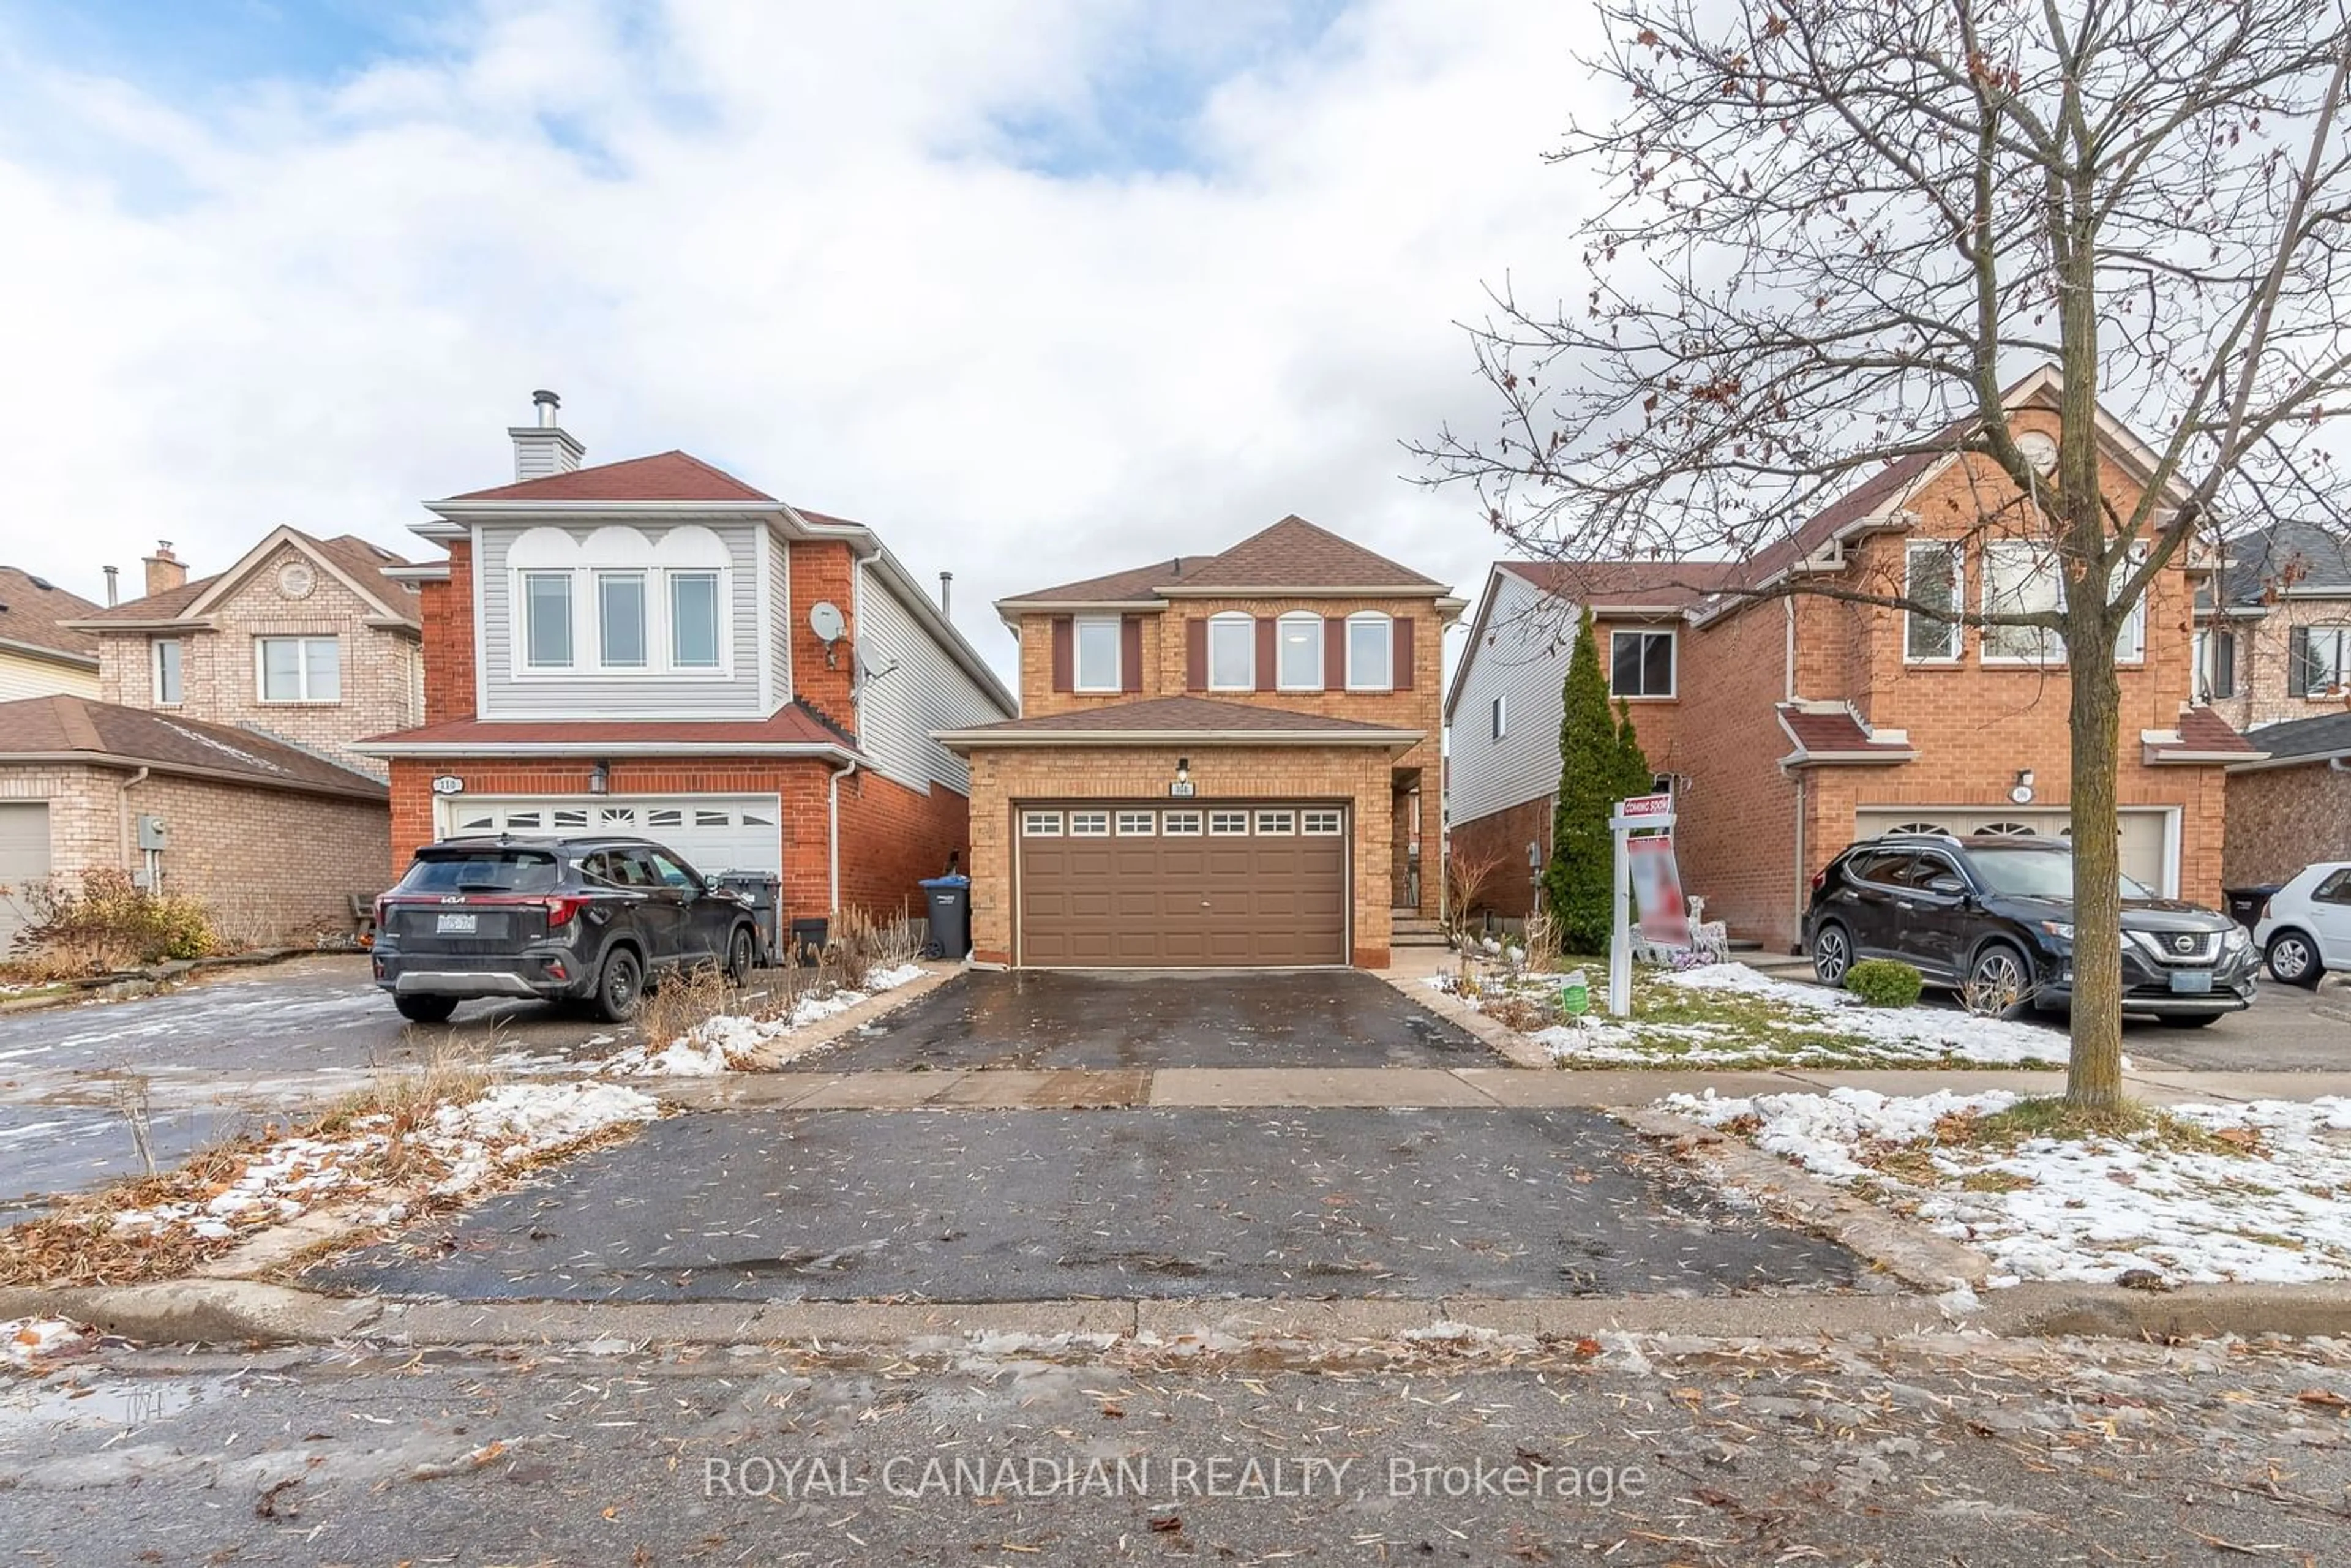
[589,760,610,796]
[1176,757,1190,784]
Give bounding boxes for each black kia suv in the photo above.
[1802,833,2255,1024]
[372,836,760,1024]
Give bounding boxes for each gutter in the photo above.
[2226,748,2351,773]
[0,637,100,670]
[353,738,865,763]
[934,728,1424,751]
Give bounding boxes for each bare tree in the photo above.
[1419,0,2351,1108]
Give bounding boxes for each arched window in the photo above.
[1276,611,1323,690]
[1975,822,2039,837]
[1885,822,1949,836]
[507,524,732,677]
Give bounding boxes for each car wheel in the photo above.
[593,947,645,1023]
[2265,929,2324,988]
[394,994,459,1025]
[1963,942,2034,1019]
[2155,1013,2222,1028]
[1810,922,1853,988]
[724,925,757,986]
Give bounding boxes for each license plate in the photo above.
[2169,969,2213,994]
[435,912,478,934]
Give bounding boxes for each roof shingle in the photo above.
[1008,517,1445,603]
[449,451,776,504]
[0,697,385,797]
[0,568,100,664]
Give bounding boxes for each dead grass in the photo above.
[638,961,735,1052]
[1951,1096,2255,1157]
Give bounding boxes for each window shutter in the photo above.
[1120,615,1144,693]
[1051,617,1073,692]
[1185,618,1207,692]
[1393,617,1415,691]
[1254,617,1277,693]
[2291,626,2314,696]
[1324,618,1346,691]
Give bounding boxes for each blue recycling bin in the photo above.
[919,874,972,961]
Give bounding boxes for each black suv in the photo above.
[372,836,760,1024]
[1803,833,2255,1025]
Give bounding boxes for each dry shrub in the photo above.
[206,888,303,953]
[1484,993,1553,1034]
[827,906,883,990]
[1444,842,1507,941]
[639,961,735,1050]
[1,869,218,978]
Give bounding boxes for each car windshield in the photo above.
[397,850,561,895]
[1967,847,2154,901]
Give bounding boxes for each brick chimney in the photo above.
[143,542,186,598]
[509,389,585,481]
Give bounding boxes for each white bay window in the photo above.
[508,525,733,677]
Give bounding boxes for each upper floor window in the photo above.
[1346,612,1394,691]
[1207,612,1254,690]
[1608,629,1675,697]
[1903,543,1962,662]
[258,636,340,702]
[150,639,182,706]
[1276,612,1323,690]
[1981,542,2063,663]
[2194,628,2238,702]
[1073,616,1122,692]
[2292,625,2351,696]
[509,524,732,678]
[1490,694,1507,740]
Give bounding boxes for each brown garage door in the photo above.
[1016,802,1349,967]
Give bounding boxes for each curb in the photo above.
[730,961,963,1070]
[13,1280,2351,1352]
[1372,967,1550,1068]
[0,947,364,1015]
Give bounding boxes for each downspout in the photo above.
[1790,772,1807,955]
[827,757,858,913]
[117,767,150,876]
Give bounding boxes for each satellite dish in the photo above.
[808,601,846,643]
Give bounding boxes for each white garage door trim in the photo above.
[1854,805,2178,898]
[0,801,51,955]
[435,795,783,879]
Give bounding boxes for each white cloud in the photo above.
[0,0,1607,682]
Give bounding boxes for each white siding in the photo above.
[765,528,790,709]
[1444,570,1577,826]
[0,648,99,702]
[854,564,1004,795]
[476,521,767,719]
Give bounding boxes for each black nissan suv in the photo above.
[1803,833,2256,1024]
[372,836,760,1024]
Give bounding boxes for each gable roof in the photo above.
[70,528,423,631]
[936,695,1423,748]
[0,696,386,799]
[2221,520,2351,604]
[1005,516,1447,606]
[1497,559,1752,611]
[449,451,778,504]
[0,568,101,667]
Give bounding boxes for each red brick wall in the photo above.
[388,755,969,923]
[1448,793,1552,919]
[421,538,476,725]
[788,541,858,734]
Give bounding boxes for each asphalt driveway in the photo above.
[310,1105,1865,1302]
[789,969,1499,1071]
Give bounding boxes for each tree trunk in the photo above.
[2064,651,2126,1109]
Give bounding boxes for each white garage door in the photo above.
[439,796,782,879]
[0,802,50,953]
[1854,807,2172,896]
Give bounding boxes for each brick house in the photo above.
[355,395,1016,930]
[937,518,1463,969]
[0,530,418,953]
[2193,520,2351,734]
[0,568,102,702]
[1446,368,2259,950]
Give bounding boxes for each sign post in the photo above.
[1606,792,1676,1017]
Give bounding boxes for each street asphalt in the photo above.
[790,967,1504,1071]
[309,1105,1865,1302]
[3,1332,2347,1566]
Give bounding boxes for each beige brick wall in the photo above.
[2205,598,2351,733]
[2223,764,2351,887]
[98,542,422,778]
[965,744,1400,967]
[0,763,389,946]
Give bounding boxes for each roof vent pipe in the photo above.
[102,565,118,606]
[939,571,953,617]
[533,389,560,427]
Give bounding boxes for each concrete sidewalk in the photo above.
[649,1061,2351,1110]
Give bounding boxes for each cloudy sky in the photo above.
[0,0,1604,681]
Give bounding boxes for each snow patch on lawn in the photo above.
[1666,1087,2351,1285]
[102,1082,658,1242]
[1505,962,2069,1067]
[599,963,930,1075]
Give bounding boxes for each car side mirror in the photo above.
[1925,875,1966,897]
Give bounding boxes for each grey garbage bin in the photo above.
[714,872,782,966]
[919,875,972,961]
[2222,884,2284,931]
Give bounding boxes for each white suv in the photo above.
[2251,862,2351,987]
